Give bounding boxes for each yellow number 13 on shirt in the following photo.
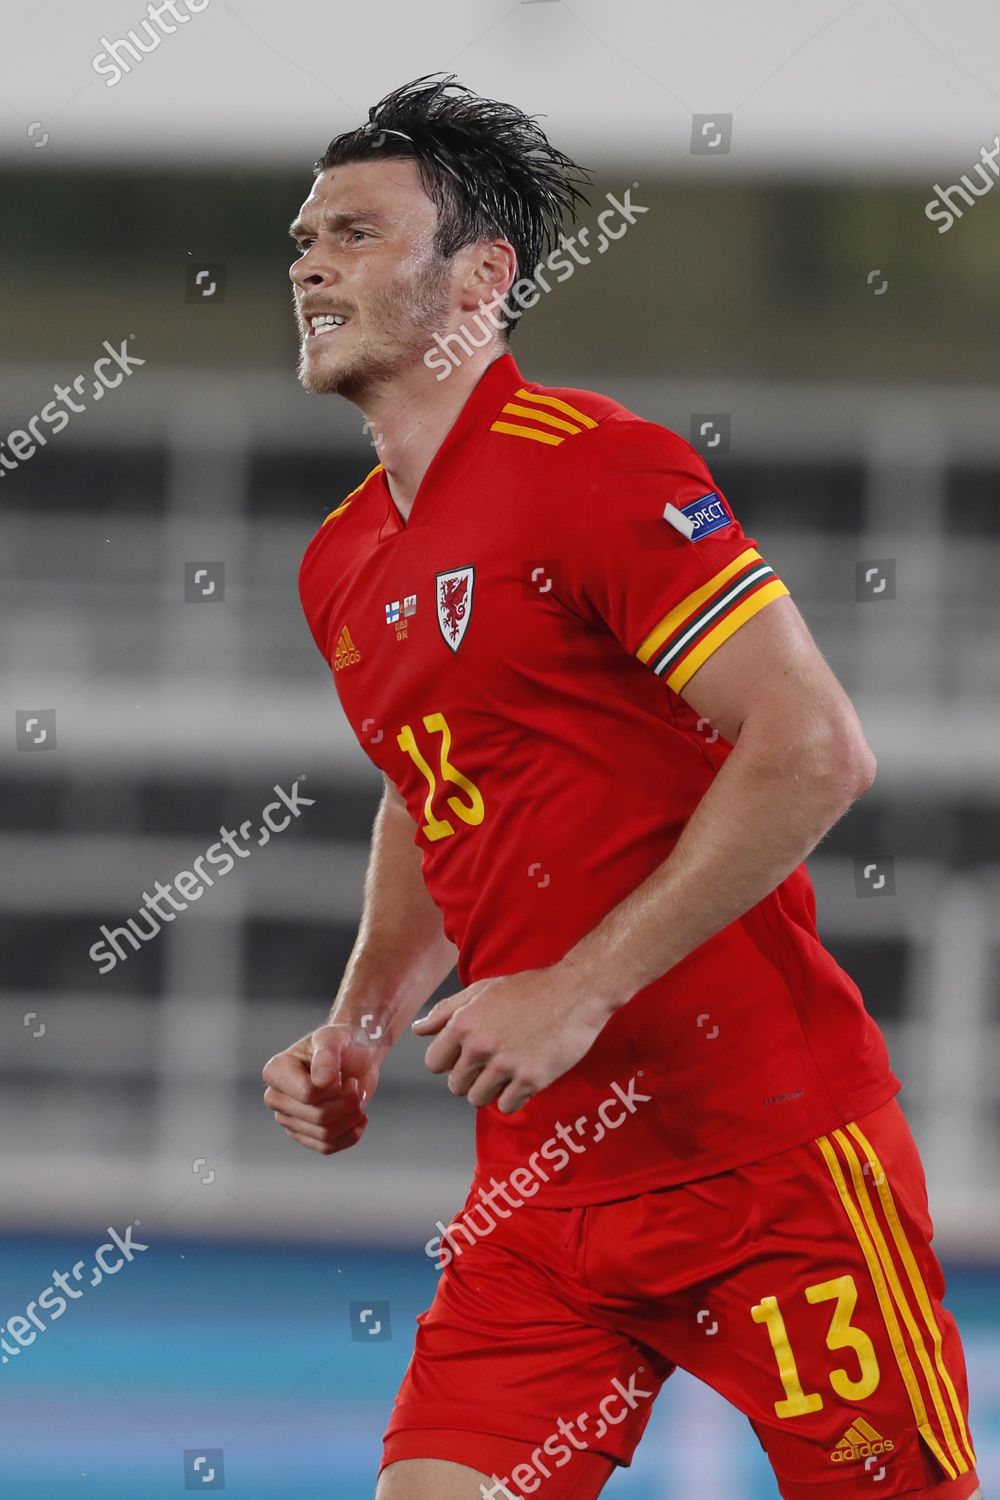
[397,712,485,842]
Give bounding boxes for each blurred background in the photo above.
[1,1,999,1495]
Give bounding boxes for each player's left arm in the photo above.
[559,587,876,1003]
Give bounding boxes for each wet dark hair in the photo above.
[313,73,592,335]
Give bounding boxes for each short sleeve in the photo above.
[555,417,791,694]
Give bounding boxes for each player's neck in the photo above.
[360,345,508,524]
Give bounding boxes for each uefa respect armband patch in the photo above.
[678,491,733,541]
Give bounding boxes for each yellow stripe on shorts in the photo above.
[847,1121,976,1470]
[815,1133,960,1480]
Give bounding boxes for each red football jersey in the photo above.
[299,352,899,1204]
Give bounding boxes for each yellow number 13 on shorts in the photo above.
[752,1274,881,1418]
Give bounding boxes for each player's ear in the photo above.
[455,239,516,313]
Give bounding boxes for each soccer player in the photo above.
[262,75,981,1500]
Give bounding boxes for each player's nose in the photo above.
[289,247,339,291]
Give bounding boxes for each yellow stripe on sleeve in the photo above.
[489,421,564,446]
[499,402,582,435]
[636,547,764,665]
[512,387,599,428]
[664,580,789,693]
[322,463,384,525]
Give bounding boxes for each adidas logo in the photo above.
[334,624,361,672]
[830,1417,894,1463]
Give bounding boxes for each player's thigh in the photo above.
[375,1457,492,1499]
[380,1189,661,1495]
[677,1099,979,1499]
[580,1096,980,1500]
[376,1454,613,1499]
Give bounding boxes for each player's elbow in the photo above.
[743,699,876,811]
[851,740,878,796]
[809,720,877,811]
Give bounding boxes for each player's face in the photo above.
[289,159,455,399]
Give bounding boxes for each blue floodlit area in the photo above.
[1,1236,997,1498]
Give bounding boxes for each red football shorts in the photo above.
[380,1098,978,1499]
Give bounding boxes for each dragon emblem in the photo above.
[435,566,475,652]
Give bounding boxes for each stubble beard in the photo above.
[296,258,455,401]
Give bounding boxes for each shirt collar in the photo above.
[421,350,526,481]
[375,350,526,533]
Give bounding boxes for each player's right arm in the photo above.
[262,773,458,1154]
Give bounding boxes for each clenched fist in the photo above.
[262,1023,380,1156]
